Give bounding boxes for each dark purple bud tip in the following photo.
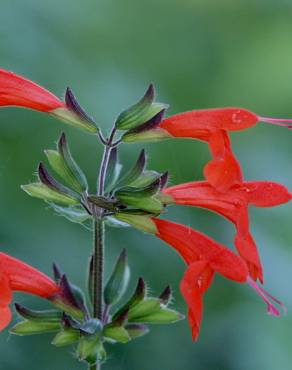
[65,87,96,125]
[113,308,129,326]
[159,172,169,189]
[159,285,172,305]
[130,109,166,134]
[59,274,80,309]
[143,84,155,103]
[53,262,63,283]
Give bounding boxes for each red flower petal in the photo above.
[0,274,12,307]
[0,253,59,298]
[180,261,213,341]
[0,307,12,331]
[234,233,263,283]
[204,131,243,192]
[0,69,64,112]
[243,182,292,207]
[153,218,248,282]
[160,108,258,133]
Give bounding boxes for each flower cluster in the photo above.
[0,67,291,357]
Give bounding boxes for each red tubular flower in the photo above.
[158,108,291,191]
[0,68,97,132]
[163,181,291,283]
[0,69,64,112]
[0,252,60,331]
[151,218,284,340]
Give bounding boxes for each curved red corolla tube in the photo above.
[163,181,291,283]
[151,218,284,340]
[0,252,60,331]
[158,107,292,191]
[152,218,248,340]
[0,69,64,112]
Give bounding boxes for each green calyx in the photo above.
[45,132,88,193]
[21,182,80,206]
[10,320,61,336]
[115,84,168,131]
[113,212,158,234]
[122,128,171,143]
[52,107,98,133]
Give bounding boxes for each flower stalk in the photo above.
[89,126,118,370]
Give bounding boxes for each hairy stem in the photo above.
[92,219,104,319]
[88,127,117,370]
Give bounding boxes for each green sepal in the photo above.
[125,323,149,339]
[116,176,161,198]
[51,106,98,134]
[52,275,86,320]
[117,102,168,130]
[104,249,130,306]
[116,194,163,213]
[157,192,175,205]
[112,278,146,321]
[115,149,146,189]
[127,298,161,322]
[52,299,84,321]
[10,320,61,336]
[52,328,80,347]
[116,178,164,213]
[103,325,130,344]
[113,212,157,234]
[21,183,80,206]
[130,170,160,188]
[131,308,184,324]
[122,128,171,143]
[15,304,62,322]
[45,133,88,193]
[116,85,168,130]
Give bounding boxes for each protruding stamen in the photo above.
[258,116,292,129]
[247,276,286,316]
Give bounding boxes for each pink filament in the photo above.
[247,276,286,316]
[258,116,292,129]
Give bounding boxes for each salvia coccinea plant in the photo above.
[0,68,291,368]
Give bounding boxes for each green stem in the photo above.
[88,128,117,370]
[92,219,104,319]
[89,364,100,370]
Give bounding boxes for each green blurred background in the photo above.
[0,0,292,369]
